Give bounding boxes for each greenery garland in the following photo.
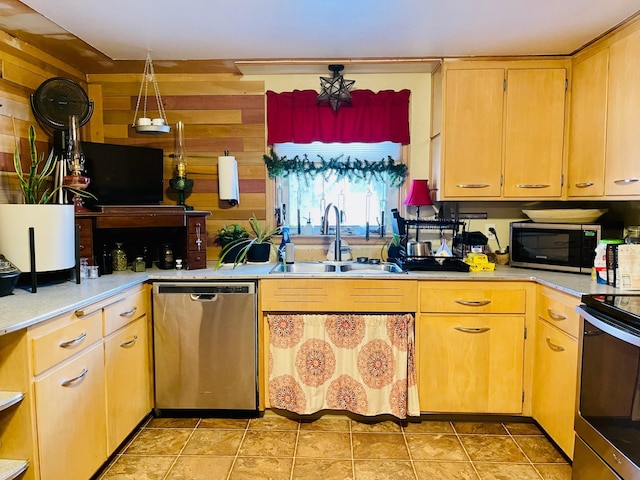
[263,148,407,187]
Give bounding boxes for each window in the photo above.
[272,141,402,236]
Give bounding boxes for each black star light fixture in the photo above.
[317,64,355,112]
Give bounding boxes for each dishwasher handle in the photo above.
[190,293,219,302]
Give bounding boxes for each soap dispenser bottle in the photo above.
[278,226,291,262]
[302,216,313,236]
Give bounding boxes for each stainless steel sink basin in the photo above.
[269,261,405,274]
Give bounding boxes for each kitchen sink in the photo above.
[269,261,405,274]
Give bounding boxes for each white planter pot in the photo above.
[0,204,75,273]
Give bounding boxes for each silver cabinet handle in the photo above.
[119,306,137,317]
[547,309,566,321]
[456,184,490,188]
[59,331,87,348]
[546,337,565,352]
[454,299,491,307]
[454,327,490,334]
[61,368,88,387]
[614,178,639,185]
[575,182,594,188]
[190,294,219,302]
[516,184,550,188]
[120,335,138,348]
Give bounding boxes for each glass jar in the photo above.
[133,256,146,272]
[112,242,128,271]
[625,226,640,244]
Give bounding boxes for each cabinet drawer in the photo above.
[31,310,102,375]
[536,286,580,338]
[103,289,147,336]
[420,284,526,314]
[187,250,207,270]
[187,217,207,235]
[76,218,93,264]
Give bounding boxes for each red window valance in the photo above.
[266,89,411,145]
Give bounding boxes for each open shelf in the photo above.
[0,459,28,480]
[0,392,23,412]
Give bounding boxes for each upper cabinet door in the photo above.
[606,28,640,196]
[568,49,609,198]
[441,68,505,198]
[503,68,567,198]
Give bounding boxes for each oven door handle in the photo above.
[577,306,640,347]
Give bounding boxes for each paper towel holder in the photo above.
[218,150,240,206]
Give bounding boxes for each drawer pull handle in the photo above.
[120,335,138,348]
[614,178,639,185]
[454,327,490,334]
[454,299,491,307]
[516,184,550,189]
[575,182,594,188]
[456,183,490,188]
[546,338,565,352]
[120,306,137,317]
[547,309,566,321]
[59,331,87,348]
[61,368,88,387]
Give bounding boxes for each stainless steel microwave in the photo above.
[509,221,601,274]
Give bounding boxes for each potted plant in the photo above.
[382,233,403,262]
[0,125,91,273]
[214,223,249,265]
[215,215,280,269]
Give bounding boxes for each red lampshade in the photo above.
[404,179,433,207]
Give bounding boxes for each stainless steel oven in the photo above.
[575,295,640,480]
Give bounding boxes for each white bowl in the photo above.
[522,208,608,224]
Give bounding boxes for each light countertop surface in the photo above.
[0,262,621,335]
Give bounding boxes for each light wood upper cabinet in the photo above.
[502,68,567,198]
[433,60,568,200]
[567,49,609,198]
[605,27,640,196]
[441,68,504,198]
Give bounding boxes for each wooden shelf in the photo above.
[0,459,28,480]
[0,391,23,412]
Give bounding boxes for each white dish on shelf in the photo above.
[522,208,608,224]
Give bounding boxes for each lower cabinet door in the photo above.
[34,342,107,480]
[105,316,151,453]
[420,315,525,413]
[532,318,578,458]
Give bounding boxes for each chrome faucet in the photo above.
[322,203,342,261]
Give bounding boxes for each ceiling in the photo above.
[1,0,639,74]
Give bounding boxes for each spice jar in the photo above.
[112,242,128,271]
[133,256,146,272]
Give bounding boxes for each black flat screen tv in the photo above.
[81,141,164,206]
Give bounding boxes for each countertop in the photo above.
[0,262,620,335]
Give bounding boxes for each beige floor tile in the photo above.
[405,434,468,461]
[124,429,193,455]
[98,455,175,480]
[474,462,543,480]
[293,458,354,480]
[248,416,300,431]
[146,417,199,429]
[198,418,250,429]
[514,436,567,463]
[535,463,573,480]
[239,430,298,457]
[459,436,528,463]
[413,461,479,480]
[353,460,416,479]
[504,422,544,436]
[296,431,352,459]
[300,417,351,432]
[351,420,403,433]
[181,429,245,456]
[352,433,410,460]
[453,422,508,435]
[403,420,454,434]
[229,456,293,480]
[164,456,234,480]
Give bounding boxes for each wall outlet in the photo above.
[485,223,496,239]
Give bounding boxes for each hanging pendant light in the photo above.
[317,64,355,113]
[132,52,170,134]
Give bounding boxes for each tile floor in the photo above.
[94,415,572,480]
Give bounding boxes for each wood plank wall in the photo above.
[86,73,267,260]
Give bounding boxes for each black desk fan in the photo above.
[30,77,94,203]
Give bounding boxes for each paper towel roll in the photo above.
[218,155,240,205]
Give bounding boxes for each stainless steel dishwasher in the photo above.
[152,281,257,412]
